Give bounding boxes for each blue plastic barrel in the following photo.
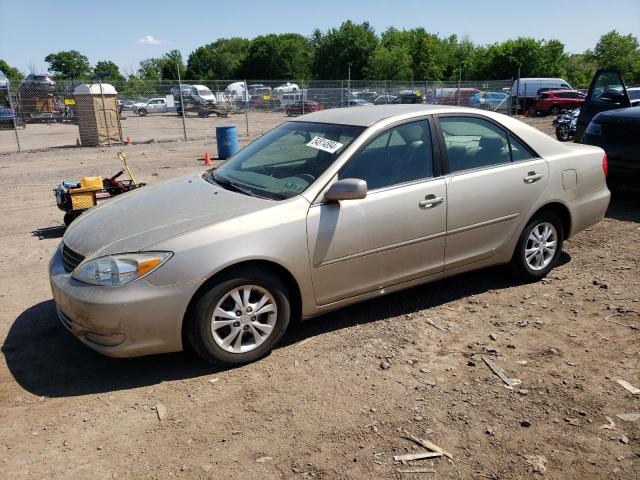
[216,125,239,160]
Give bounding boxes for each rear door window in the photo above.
[440,116,536,173]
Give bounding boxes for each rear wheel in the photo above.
[556,124,570,141]
[186,268,291,366]
[549,105,561,116]
[137,109,147,117]
[511,212,563,281]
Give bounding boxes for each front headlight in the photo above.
[586,122,602,136]
[71,252,172,286]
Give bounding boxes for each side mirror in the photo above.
[600,89,626,105]
[324,178,367,202]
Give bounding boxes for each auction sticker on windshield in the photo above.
[306,136,344,154]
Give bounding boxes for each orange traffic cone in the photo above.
[204,151,212,166]
[76,137,81,147]
[126,136,132,145]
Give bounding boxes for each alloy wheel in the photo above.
[525,222,558,271]
[210,285,277,354]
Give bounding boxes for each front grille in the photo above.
[603,123,640,144]
[62,244,84,272]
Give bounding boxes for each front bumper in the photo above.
[49,246,199,358]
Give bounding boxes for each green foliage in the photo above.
[313,21,379,79]
[159,50,186,80]
[590,30,640,84]
[239,33,312,79]
[94,60,125,82]
[0,59,23,83]
[35,25,640,94]
[186,38,250,79]
[44,50,91,78]
[138,58,163,80]
[565,53,597,88]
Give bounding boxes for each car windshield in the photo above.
[198,88,214,96]
[204,121,365,200]
[628,90,640,100]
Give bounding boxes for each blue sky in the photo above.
[1,0,638,75]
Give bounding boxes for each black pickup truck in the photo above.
[575,69,640,183]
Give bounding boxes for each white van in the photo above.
[511,78,573,99]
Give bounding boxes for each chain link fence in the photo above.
[0,78,514,154]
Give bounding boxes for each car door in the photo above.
[436,115,549,270]
[158,99,167,113]
[575,69,631,142]
[307,119,447,305]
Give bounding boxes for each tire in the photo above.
[549,105,561,116]
[510,212,564,282]
[556,124,570,142]
[186,268,291,366]
[138,109,147,117]
[63,212,78,226]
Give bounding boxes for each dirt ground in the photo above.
[0,117,638,480]
[0,110,286,154]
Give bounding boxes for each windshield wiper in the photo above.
[213,174,267,198]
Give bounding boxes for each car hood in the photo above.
[593,107,640,123]
[63,174,273,259]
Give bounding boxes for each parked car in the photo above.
[511,78,573,112]
[626,86,640,107]
[373,94,397,104]
[286,100,323,116]
[577,70,639,183]
[0,106,21,127]
[391,93,425,104]
[119,100,136,111]
[338,99,373,107]
[533,90,585,115]
[22,73,55,87]
[133,98,169,116]
[427,88,478,106]
[469,91,509,111]
[51,104,610,366]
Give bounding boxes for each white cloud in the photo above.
[137,35,162,45]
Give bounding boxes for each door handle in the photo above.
[523,172,543,183]
[419,195,444,208]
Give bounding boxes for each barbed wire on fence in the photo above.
[0,78,515,154]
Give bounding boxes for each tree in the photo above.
[93,60,125,82]
[365,45,413,80]
[565,53,597,88]
[138,58,163,80]
[239,34,312,79]
[591,31,640,83]
[159,50,186,80]
[186,38,251,79]
[44,50,91,78]
[0,59,23,83]
[313,21,378,79]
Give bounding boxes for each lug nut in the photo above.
[233,321,240,327]
[251,316,256,321]
[246,306,253,313]
[235,310,241,316]
[243,325,249,331]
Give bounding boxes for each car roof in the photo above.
[291,104,472,126]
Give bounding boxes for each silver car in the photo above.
[50,105,610,366]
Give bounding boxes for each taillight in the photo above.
[602,153,608,177]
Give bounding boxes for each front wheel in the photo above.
[137,109,147,117]
[549,105,561,116]
[186,268,291,366]
[510,213,563,281]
